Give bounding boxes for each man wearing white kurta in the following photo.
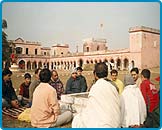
[72,62,120,128]
[120,75,146,128]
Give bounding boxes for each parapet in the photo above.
[83,37,107,43]
[129,26,160,34]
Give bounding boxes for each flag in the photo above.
[100,23,103,28]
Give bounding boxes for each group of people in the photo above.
[2,62,160,128]
[2,66,87,107]
[73,63,160,128]
[2,66,87,127]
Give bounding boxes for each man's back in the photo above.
[120,84,146,127]
[72,78,120,127]
[31,83,60,127]
[29,79,40,101]
[140,79,159,112]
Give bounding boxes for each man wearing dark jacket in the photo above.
[76,67,87,92]
[2,69,19,108]
[65,68,86,94]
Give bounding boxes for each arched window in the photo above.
[16,47,22,54]
[87,47,89,52]
[97,45,99,51]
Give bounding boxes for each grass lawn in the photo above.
[2,67,160,128]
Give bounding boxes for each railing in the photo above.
[17,54,50,58]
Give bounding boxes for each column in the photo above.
[114,61,117,70]
[25,63,27,70]
[121,60,124,70]
[36,62,39,69]
[31,62,33,70]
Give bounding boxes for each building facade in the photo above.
[6,26,160,71]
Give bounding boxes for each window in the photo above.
[87,47,89,52]
[97,45,99,51]
[16,47,22,54]
[54,50,56,56]
[35,49,37,55]
[26,48,28,54]
[44,52,46,55]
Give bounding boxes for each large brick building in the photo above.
[5,26,160,71]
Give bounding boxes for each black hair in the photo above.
[2,69,12,77]
[39,68,51,83]
[110,69,118,75]
[130,67,139,74]
[94,62,108,78]
[24,73,31,79]
[77,67,83,71]
[141,69,151,79]
[51,70,58,75]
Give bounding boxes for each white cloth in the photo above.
[120,84,147,127]
[72,78,120,128]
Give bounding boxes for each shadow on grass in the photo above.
[2,115,72,128]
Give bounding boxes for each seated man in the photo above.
[49,70,64,100]
[2,68,19,108]
[72,62,120,128]
[29,68,41,106]
[18,73,31,106]
[65,68,85,94]
[76,67,87,92]
[31,68,72,128]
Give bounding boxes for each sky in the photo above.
[2,2,160,52]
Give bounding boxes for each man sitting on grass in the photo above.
[18,73,31,106]
[2,68,19,109]
[31,68,72,128]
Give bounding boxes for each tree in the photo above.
[2,19,11,68]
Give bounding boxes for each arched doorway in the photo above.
[78,59,83,67]
[131,60,135,68]
[110,59,114,70]
[67,61,70,70]
[116,58,121,70]
[64,61,67,69]
[124,58,129,70]
[54,62,56,69]
[47,62,49,68]
[74,61,76,68]
[57,61,60,69]
[86,60,89,64]
[103,59,108,65]
[38,61,42,68]
[51,62,54,70]
[94,59,97,64]
[27,61,31,70]
[32,61,37,70]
